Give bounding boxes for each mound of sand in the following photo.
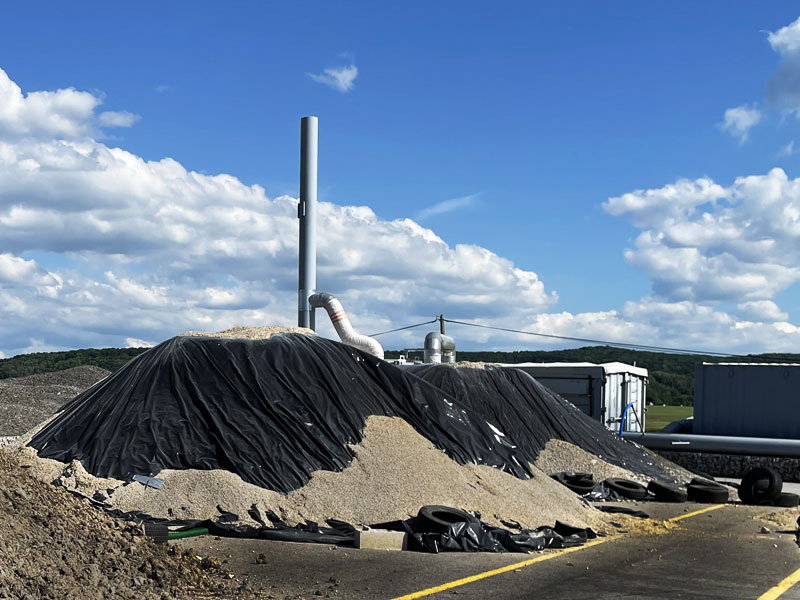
[534,439,644,482]
[182,325,314,339]
[0,366,109,436]
[14,416,609,532]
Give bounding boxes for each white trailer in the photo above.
[497,362,648,433]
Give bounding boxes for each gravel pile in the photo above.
[181,325,314,339]
[0,449,245,599]
[0,366,109,436]
[13,416,609,533]
[534,439,644,482]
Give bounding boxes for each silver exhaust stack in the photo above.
[298,116,318,329]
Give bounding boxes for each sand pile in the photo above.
[0,449,242,599]
[534,439,644,482]
[0,366,109,436]
[14,416,608,533]
[182,325,314,339]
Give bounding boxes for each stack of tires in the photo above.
[737,467,799,507]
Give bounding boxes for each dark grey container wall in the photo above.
[694,364,800,438]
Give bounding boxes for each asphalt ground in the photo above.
[177,502,800,599]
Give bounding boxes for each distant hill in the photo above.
[385,346,800,406]
[0,347,149,380]
[3,344,798,407]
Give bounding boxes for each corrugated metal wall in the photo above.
[694,364,800,438]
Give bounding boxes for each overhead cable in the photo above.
[369,319,439,338]
[441,318,735,357]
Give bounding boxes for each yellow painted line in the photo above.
[389,504,727,600]
[667,504,725,522]
[387,538,609,600]
[758,566,800,600]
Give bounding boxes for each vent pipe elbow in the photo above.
[424,332,456,364]
[308,292,384,360]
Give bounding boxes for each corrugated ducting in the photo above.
[694,363,800,438]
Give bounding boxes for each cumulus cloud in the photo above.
[98,110,140,128]
[720,105,762,143]
[416,194,479,220]
[605,168,800,304]
[0,67,563,355]
[737,300,788,322]
[0,66,798,357]
[767,16,800,115]
[307,65,358,93]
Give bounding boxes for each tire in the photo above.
[690,477,720,487]
[550,472,596,495]
[417,505,476,533]
[603,478,648,500]
[686,483,729,503]
[776,492,800,508]
[647,480,688,503]
[738,468,783,505]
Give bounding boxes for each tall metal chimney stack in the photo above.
[298,116,318,330]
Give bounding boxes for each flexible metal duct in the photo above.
[309,292,384,359]
[424,332,456,364]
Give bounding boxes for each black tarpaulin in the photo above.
[406,364,670,481]
[29,335,530,493]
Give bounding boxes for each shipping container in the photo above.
[497,362,648,433]
[694,363,800,438]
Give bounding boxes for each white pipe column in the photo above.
[298,116,318,330]
[309,292,384,359]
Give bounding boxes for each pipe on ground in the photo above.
[309,292,384,359]
[622,432,800,458]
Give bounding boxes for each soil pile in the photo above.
[0,366,109,436]
[0,449,240,599]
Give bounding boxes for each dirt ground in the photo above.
[0,449,275,599]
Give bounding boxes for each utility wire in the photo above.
[369,319,438,338]
[442,318,736,357]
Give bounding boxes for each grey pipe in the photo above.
[622,432,800,458]
[298,116,318,329]
[309,292,384,359]
[424,332,456,364]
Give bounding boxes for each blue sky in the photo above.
[1,2,800,355]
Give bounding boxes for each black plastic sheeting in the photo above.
[30,335,530,493]
[373,516,597,554]
[406,364,671,481]
[124,500,597,553]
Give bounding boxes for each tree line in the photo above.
[2,344,797,406]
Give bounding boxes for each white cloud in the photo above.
[767,17,800,114]
[605,168,800,303]
[768,17,800,55]
[0,69,100,138]
[0,66,798,357]
[125,337,154,348]
[737,300,788,322]
[720,105,762,143]
[98,110,140,128]
[154,85,170,94]
[779,141,795,156]
[416,194,479,220]
[307,65,358,93]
